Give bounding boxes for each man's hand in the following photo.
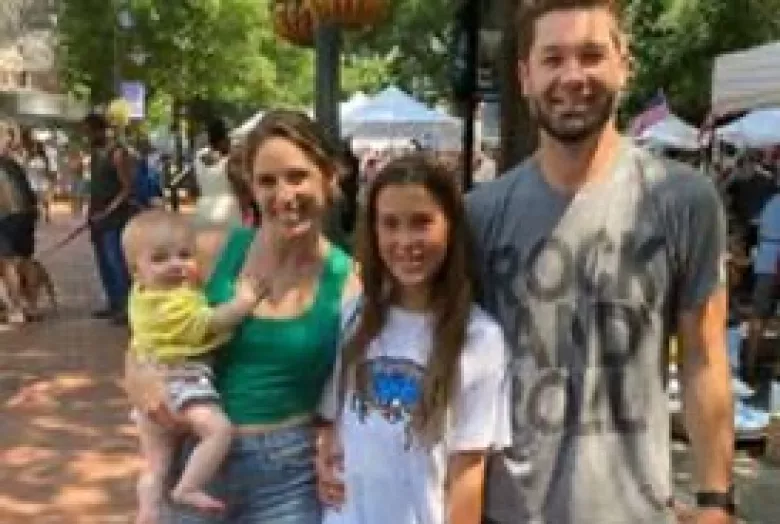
[315,424,345,508]
[694,508,735,524]
[675,503,735,524]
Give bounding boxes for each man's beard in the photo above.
[530,90,617,144]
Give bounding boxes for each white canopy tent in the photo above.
[340,91,370,118]
[230,110,265,140]
[712,41,780,115]
[639,114,700,151]
[341,86,461,150]
[717,108,780,148]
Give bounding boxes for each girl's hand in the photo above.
[315,424,346,508]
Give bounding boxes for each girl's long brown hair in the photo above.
[341,152,475,445]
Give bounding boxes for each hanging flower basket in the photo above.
[310,0,388,29]
[272,0,316,47]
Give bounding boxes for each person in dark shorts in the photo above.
[0,121,38,324]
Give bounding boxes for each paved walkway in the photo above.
[1,213,138,524]
[1,211,779,523]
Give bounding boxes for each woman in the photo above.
[159,110,360,523]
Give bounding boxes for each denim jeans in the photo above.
[90,226,130,312]
[167,423,321,524]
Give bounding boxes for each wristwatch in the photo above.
[696,485,736,515]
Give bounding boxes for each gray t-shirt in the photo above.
[466,142,727,524]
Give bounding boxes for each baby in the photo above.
[122,209,262,523]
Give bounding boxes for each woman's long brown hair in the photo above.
[341,152,475,445]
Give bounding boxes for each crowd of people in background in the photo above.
[713,147,780,383]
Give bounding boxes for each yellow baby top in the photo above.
[128,284,230,361]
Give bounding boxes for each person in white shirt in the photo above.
[192,119,242,229]
[317,153,511,524]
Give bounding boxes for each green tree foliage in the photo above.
[341,0,456,102]
[58,0,314,113]
[624,0,780,122]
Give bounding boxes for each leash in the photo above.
[36,220,90,258]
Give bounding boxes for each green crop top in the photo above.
[205,227,351,425]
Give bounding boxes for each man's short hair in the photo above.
[516,0,625,58]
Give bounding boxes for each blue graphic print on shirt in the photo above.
[351,357,426,449]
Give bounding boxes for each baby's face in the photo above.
[134,233,197,290]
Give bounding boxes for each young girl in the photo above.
[122,209,263,524]
[318,153,511,524]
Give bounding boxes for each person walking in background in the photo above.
[0,121,39,324]
[132,138,164,210]
[84,112,134,325]
[192,118,242,230]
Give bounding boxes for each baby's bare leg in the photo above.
[170,403,232,513]
[136,412,174,524]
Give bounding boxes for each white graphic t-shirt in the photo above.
[320,303,511,524]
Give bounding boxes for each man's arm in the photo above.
[678,287,733,496]
[667,166,733,522]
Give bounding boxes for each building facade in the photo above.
[0,0,85,122]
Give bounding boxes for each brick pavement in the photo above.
[0,212,138,524]
[1,211,779,523]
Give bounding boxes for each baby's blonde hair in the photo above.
[121,209,196,273]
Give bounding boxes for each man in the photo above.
[84,112,134,324]
[466,1,733,523]
[0,121,38,324]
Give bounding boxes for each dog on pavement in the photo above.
[20,258,58,317]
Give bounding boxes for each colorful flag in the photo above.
[629,90,670,137]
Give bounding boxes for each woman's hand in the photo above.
[315,424,345,508]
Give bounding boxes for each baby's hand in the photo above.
[234,276,267,309]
